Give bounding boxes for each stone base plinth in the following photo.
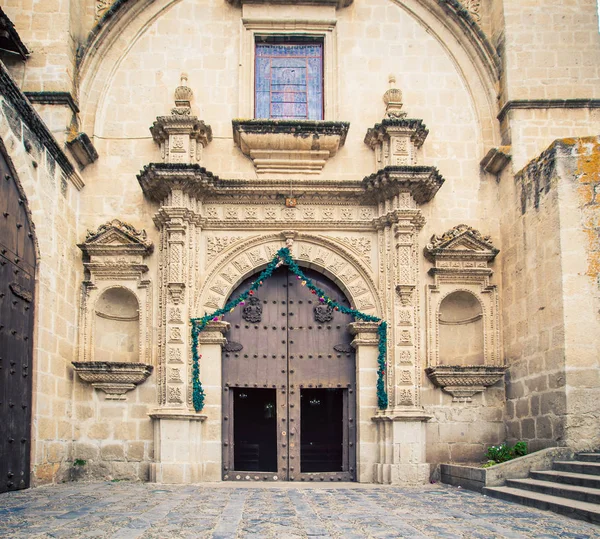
[149,409,206,484]
[372,409,432,485]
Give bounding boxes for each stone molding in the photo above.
[24,91,80,114]
[480,146,511,175]
[232,120,349,174]
[497,98,600,123]
[425,223,499,267]
[148,409,207,421]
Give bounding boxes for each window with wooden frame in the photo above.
[255,37,324,120]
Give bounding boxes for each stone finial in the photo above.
[150,73,213,164]
[382,75,406,119]
[172,73,193,116]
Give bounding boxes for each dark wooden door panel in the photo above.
[222,267,355,482]
[0,150,35,494]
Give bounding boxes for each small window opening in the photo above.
[255,37,324,120]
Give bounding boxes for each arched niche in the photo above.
[424,225,506,402]
[438,291,484,367]
[93,287,140,363]
[73,220,154,400]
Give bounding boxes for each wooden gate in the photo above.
[222,266,356,482]
[0,146,35,493]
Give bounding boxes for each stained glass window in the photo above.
[255,42,324,120]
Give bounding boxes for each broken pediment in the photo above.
[424,224,498,264]
[78,219,153,259]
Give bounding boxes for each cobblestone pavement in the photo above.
[0,482,599,539]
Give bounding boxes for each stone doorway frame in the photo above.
[151,232,384,483]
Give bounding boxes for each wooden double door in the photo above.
[222,267,356,482]
[0,146,35,493]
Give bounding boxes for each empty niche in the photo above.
[93,287,140,363]
[439,291,484,366]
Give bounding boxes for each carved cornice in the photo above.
[364,119,429,150]
[78,219,153,257]
[150,116,213,148]
[363,166,444,205]
[137,163,219,203]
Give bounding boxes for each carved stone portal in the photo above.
[424,224,505,402]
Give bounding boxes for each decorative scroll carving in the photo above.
[314,303,334,323]
[242,296,262,323]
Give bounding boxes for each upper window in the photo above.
[255,39,324,120]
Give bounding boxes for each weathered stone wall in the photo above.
[0,68,83,485]
[501,137,600,452]
[71,381,155,481]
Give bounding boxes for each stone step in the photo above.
[553,461,600,476]
[577,453,600,463]
[505,478,600,505]
[530,470,600,489]
[483,486,600,524]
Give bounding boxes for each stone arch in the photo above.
[77,0,500,148]
[194,232,383,319]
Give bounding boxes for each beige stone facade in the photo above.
[0,0,598,488]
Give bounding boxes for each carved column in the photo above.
[363,78,445,485]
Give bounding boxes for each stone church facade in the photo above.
[0,0,599,490]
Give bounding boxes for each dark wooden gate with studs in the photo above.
[222,266,356,482]
[0,145,35,493]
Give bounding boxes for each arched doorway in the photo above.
[221,266,356,482]
[0,143,36,493]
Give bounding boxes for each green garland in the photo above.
[190,247,389,412]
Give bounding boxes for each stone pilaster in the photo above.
[349,321,380,483]
[363,80,442,485]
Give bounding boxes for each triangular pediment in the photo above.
[78,220,153,256]
[425,224,498,261]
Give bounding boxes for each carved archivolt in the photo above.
[194,233,382,319]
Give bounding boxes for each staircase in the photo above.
[483,453,600,524]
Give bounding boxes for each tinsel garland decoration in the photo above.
[190,247,389,412]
